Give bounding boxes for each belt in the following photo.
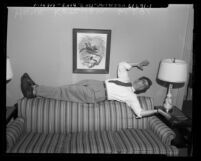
[103,81,108,100]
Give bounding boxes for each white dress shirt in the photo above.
[105,62,142,118]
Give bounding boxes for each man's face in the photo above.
[133,79,149,92]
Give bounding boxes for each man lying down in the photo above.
[21,60,168,119]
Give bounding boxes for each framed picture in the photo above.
[73,28,111,74]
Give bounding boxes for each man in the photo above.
[21,60,168,118]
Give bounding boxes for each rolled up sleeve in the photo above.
[117,62,132,81]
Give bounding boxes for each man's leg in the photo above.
[34,84,96,103]
[68,79,106,102]
[21,73,97,103]
[34,79,107,103]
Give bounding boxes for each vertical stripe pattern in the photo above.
[148,115,176,145]
[6,96,178,155]
[17,96,153,133]
[7,129,178,155]
[6,117,25,152]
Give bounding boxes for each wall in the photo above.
[176,5,194,108]
[6,5,193,108]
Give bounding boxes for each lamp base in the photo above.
[164,103,173,113]
[158,106,173,114]
[163,83,173,113]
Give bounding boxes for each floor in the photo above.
[178,148,188,156]
[180,100,192,157]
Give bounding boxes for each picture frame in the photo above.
[73,28,111,74]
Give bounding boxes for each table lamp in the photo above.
[157,58,188,112]
[7,57,13,83]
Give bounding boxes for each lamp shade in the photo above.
[158,59,188,83]
[7,57,13,81]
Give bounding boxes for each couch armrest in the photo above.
[148,115,176,145]
[6,117,25,152]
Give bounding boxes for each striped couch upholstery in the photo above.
[6,96,178,155]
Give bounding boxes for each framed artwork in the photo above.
[73,28,111,74]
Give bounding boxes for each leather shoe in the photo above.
[22,73,36,85]
[21,73,36,98]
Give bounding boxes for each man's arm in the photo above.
[117,60,149,80]
[128,60,149,71]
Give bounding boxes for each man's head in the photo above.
[133,76,152,94]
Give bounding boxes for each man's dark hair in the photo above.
[134,76,152,94]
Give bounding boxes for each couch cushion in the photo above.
[62,130,118,153]
[8,131,118,153]
[8,129,178,155]
[17,96,153,133]
[8,132,67,153]
[113,129,178,156]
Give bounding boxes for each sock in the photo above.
[32,85,38,96]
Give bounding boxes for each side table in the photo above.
[6,105,18,124]
[155,106,192,156]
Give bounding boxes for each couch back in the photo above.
[17,96,154,134]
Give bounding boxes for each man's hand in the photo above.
[137,60,149,71]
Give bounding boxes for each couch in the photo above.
[6,96,178,155]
